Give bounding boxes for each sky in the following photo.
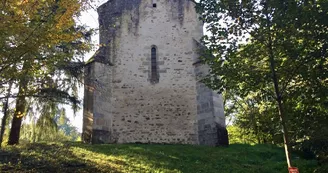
[67,1,108,132]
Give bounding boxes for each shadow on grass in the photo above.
[0,143,119,173]
[69,142,314,173]
[0,142,318,173]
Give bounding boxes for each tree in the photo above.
[196,0,328,168]
[225,91,282,145]
[20,105,81,142]
[1,0,93,145]
[0,82,12,148]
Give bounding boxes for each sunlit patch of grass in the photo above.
[0,142,319,173]
[70,145,180,173]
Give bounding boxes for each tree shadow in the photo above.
[71,142,237,172]
[69,142,195,172]
[0,143,119,173]
[70,142,309,173]
[2,142,316,173]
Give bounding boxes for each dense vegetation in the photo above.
[196,0,328,169]
[0,142,320,173]
[0,0,93,146]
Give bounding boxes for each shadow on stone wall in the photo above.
[216,125,229,146]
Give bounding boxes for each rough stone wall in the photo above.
[83,62,113,144]
[104,0,202,144]
[82,63,95,143]
[91,62,113,143]
[83,0,227,145]
[194,62,214,146]
[195,63,227,146]
[196,82,216,145]
[213,92,229,145]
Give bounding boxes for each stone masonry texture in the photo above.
[83,0,228,146]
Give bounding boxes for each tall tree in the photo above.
[0,82,12,148]
[1,0,93,144]
[196,0,328,168]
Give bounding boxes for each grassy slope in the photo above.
[0,142,318,173]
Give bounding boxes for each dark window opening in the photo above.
[151,47,158,83]
[153,3,157,8]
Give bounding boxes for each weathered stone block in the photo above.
[92,130,111,144]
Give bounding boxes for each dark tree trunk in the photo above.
[8,82,27,145]
[0,102,9,148]
[0,82,12,148]
[8,97,26,145]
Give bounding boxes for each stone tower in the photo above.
[83,0,228,146]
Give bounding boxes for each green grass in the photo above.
[0,142,318,173]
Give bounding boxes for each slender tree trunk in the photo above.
[0,102,8,148]
[263,4,293,167]
[267,35,293,168]
[276,96,292,168]
[32,117,36,143]
[0,82,13,148]
[8,81,28,145]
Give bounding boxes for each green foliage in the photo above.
[224,91,282,145]
[0,142,320,173]
[228,125,257,145]
[0,0,93,88]
[20,107,81,143]
[0,0,94,145]
[196,0,328,165]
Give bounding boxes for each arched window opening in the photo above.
[151,46,158,83]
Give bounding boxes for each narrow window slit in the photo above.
[151,46,158,83]
[153,3,157,8]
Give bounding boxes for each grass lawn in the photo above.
[0,142,318,173]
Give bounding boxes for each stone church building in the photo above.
[83,0,228,146]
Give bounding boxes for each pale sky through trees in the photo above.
[67,1,107,132]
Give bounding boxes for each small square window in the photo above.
[153,3,157,8]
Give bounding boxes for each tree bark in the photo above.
[32,117,36,143]
[8,81,27,145]
[0,82,12,148]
